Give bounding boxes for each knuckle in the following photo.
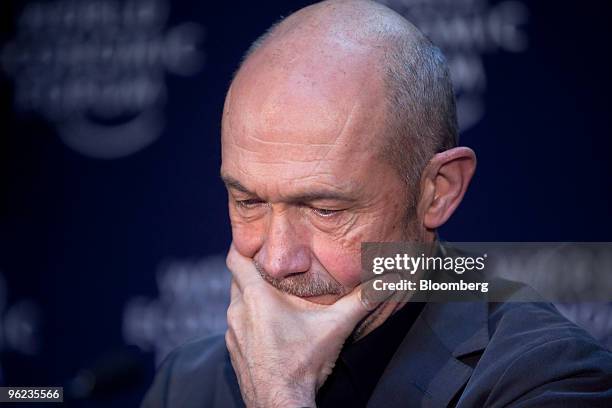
[241,285,257,303]
[224,330,233,348]
[225,251,234,271]
[226,304,238,324]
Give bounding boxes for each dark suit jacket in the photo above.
[141,296,612,407]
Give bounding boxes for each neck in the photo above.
[351,299,408,342]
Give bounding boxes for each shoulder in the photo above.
[463,301,612,406]
[485,301,612,379]
[167,334,229,377]
[488,301,598,348]
[482,280,610,372]
[141,334,234,408]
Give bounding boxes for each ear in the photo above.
[417,147,477,230]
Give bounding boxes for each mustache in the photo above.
[253,260,347,297]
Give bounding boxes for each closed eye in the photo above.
[311,207,342,217]
[236,199,265,208]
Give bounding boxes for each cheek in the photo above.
[313,238,363,288]
[230,218,265,258]
[311,210,406,288]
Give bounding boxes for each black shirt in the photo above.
[316,302,426,407]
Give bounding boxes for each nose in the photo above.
[256,210,311,280]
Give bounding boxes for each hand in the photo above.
[225,243,390,408]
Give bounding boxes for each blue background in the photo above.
[1,0,611,406]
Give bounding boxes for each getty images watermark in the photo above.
[371,250,489,293]
[361,242,612,303]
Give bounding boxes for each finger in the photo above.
[225,329,235,353]
[330,273,401,325]
[226,302,244,350]
[225,328,243,358]
[225,329,244,373]
[226,242,261,290]
[231,279,241,302]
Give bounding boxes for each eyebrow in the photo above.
[220,173,356,203]
[220,174,252,194]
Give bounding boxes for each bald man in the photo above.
[142,1,612,407]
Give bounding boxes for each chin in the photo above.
[302,294,342,305]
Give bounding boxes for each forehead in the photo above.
[221,46,391,197]
[221,98,388,200]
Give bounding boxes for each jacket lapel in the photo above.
[367,301,489,408]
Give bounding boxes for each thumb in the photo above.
[329,273,401,327]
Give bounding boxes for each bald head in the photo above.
[225,0,457,211]
[220,0,472,305]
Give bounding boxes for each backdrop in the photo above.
[1,0,611,406]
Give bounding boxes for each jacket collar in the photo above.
[367,299,489,408]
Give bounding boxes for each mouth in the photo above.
[301,293,342,305]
